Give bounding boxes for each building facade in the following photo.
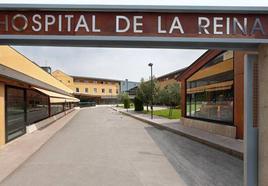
[178,50,246,139]
[157,68,185,89]
[120,79,139,93]
[52,70,121,104]
[0,46,79,146]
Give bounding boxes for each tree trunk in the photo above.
[146,104,149,112]
[169,106,173,119]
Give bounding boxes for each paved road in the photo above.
[0,107,243,186]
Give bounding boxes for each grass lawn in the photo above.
[144,108,181,119]
[116,104,134,108]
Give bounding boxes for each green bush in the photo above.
[123,98,130,109]
[134,97,144,111]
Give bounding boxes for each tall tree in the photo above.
[136,77,159,111]
[158,82,181,118]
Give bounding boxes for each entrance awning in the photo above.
[34,87,79,103]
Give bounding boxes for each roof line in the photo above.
[8,46,73,94]
[157,68,186,80]
[176,50,212,81]
[71,75,122,82]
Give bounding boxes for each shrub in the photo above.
[134,97,144,111]
[123,98,130,109]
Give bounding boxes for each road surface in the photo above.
[0,107,243,186]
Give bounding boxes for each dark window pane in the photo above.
[51,103,64,116]
[6,87,26,141]
[26,89,49,124]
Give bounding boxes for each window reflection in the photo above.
[26,90,49,124]
[51,103,64,116]
[6,87,26,141]
[186,51,234,124]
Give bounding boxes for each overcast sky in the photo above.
[6,0,268,81]
[14,46,206,81]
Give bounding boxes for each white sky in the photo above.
[6,0,268,81]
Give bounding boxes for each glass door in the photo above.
[6,86,26,142]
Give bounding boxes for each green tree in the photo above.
[168,83,181,107]
[158,83,181,118]
[118,92,131,109]
[136,77,159,111]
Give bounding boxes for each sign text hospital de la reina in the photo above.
[0,11,267,38]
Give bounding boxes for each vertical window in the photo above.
[102,88,105,93]
[76,88,79,92]
[85,88,88,93]
[186,51,234,124]
[94,88,97,93]
[109,89,112,93]
[6,86,26,142]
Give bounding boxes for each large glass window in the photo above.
[186,51,234,124]
[64,102,70,110]
[26,90,49,124]
[51,103,64,116]
[6,86,26,141]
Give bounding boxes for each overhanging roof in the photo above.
[34,87,79,103]
[176,50,223,81]
[157,68,186,80]
[0,64,72,96]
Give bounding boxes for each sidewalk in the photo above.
[0,109,80,183]
[112,107,243,159]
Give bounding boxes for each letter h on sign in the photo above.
[0,15,8,31]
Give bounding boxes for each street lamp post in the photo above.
[148,63,153,119]
[126,78,129,93]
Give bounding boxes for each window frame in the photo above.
[185,51,235,126]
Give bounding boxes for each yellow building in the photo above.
[52,70,121,104]
[157,68,185,89]
[0,46,79,146]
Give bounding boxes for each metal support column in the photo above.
[244,54,258,186]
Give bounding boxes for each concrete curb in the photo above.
[112,107,243,160]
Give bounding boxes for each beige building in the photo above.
[0,46,78,145]
[52,70,121,104]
